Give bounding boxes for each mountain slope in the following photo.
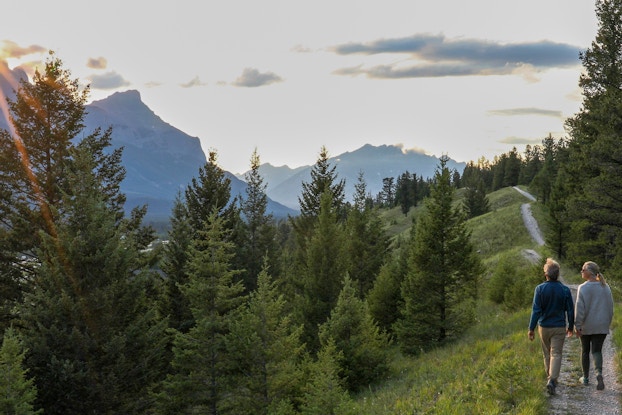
[83,90,296,221]
[255,144,466,209]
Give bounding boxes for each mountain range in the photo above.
[0,65,467,225]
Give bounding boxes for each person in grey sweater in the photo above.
[575,261,614,390]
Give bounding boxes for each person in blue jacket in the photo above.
[528,257,574,395]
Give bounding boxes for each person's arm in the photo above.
[574,285,584,336]
[566,287,575,336]
[528,286,541,340]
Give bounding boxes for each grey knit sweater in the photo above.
[575,281,614,335]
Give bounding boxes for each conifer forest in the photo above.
[2,1,622,413]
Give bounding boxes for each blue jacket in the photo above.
[528,280,574,331]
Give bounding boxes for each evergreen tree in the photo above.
[20,144,168,414]
[299,339,354,415]
[380,177,395,207]
[394,156,482,354]
[297,146,346,219]
[0,53,125,330]
[0,328,41,415]
[160,193,194,333]
[156,212,246,414]
[299,192,348,352]
[562,0,622,269]
[240,149,279,293]
[318,275,390,392]
[185,150,237,232]
[462,177,490,219]
[225,264,306,414]
[367,238,409,334]
[344,172,389,297]
[292,146,346,253]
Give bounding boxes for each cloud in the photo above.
[86,71,130,89]
[0,40,46,59]
[498,136,549,145]
[291,44,314,53]
[487,107,563,118]
[87,57,107,69]
[232,68,283,87]
[180,76,207,88]
[329,34,582,79]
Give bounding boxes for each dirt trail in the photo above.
[514,186,621,414]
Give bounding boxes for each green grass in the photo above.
[351,304,547,414]
[352,186,603,414]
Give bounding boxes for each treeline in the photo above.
[0,54,482,414]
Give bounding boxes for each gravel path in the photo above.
[514,186,622,414]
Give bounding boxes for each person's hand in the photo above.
[566,329,573,338]
[528,330,535,341]
[575,328,582,338]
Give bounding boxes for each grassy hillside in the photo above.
[351,186,566,414]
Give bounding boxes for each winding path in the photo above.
[513,186,621,414]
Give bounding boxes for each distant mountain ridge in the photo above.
[82,91,297,221]
[240,144,466,209]
[1,65,467,222]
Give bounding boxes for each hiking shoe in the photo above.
[597,375,605,390]
[547,379,556,395]
[579,376,589,385]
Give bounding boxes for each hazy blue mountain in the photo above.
[0,78,296,223]
[2,66,467,221]
[242,144,467,209]
[83,90,297,222]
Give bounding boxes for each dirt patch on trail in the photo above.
[514,187,622,414]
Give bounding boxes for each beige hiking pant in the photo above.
[538,326,567,382]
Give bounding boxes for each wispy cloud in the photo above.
[87,56,107,69]
[487,107,563,118]
[180,76,207,88]
[329,34,582,80]
[87,71,130,89]
[232,68,283,87]
[0,40,46,59]
[498,136,546,145]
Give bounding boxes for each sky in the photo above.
[1,0,599,174]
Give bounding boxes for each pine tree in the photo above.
[562,0,622,269]
[367,240,409,334]
[299,192,348,352]
[0,328,41,415]
[0,53,125,330]
[240,149,279,293]
[318,275,390,392]
[299,339,354,415]
[20,144,168,414]
[160,193,194,332]
[292,146,346,254]
[394,156,482,354]
[462,177,490,219]
[344,172,389,297]
[185,150,236,232]
[156,212,246,414]
[225,264,306,413]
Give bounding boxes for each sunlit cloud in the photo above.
[180,76,207,88]
[86,71,130,89]
[487,108,563,118]
[232,68,283,87]
[330,34,582,80]
[87,56,107,69]
[0,40,46,59]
